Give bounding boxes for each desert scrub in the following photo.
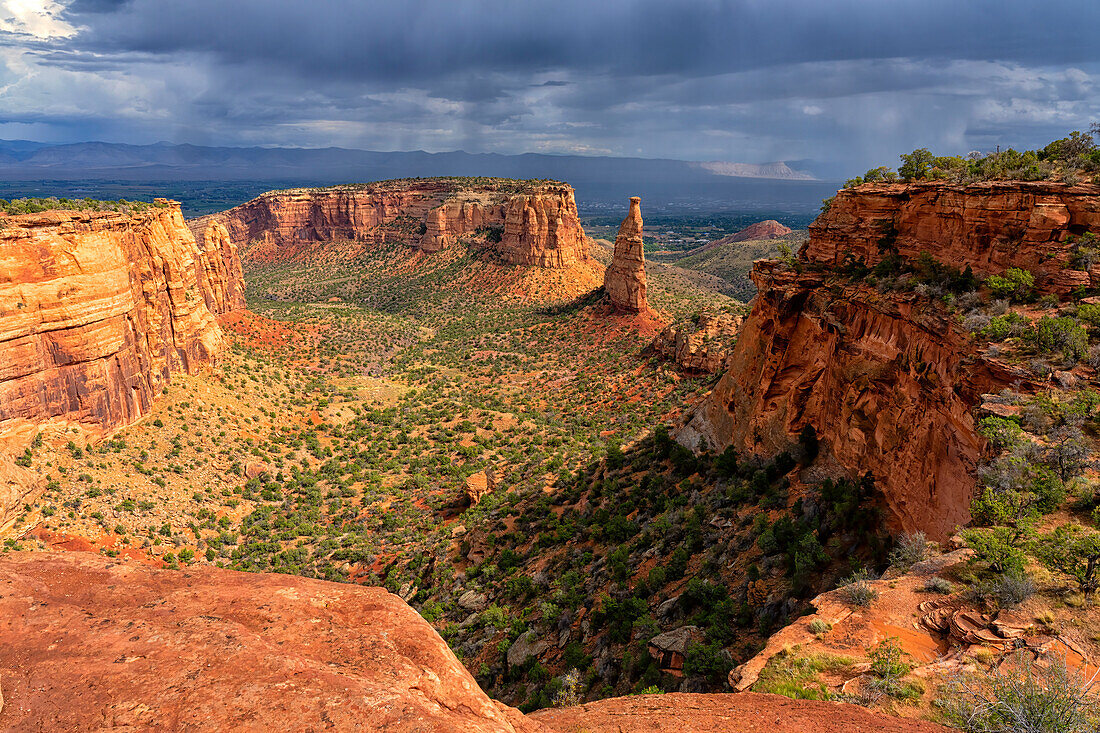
[751,647,854,700]
[923,576,955,594]
[837,568,879,608]
[939,651,1100,732]
[888,531,930,570]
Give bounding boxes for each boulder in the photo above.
[647,625,703,675]
[459,589,489,612]
[507,629,550,668]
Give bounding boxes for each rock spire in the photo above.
[606,196,649,313]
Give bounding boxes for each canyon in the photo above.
[4,175,1099,731]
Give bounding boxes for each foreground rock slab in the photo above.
[0,552,540,733]
[533,692,952,733]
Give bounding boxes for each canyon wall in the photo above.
[0,201,244,526]
[810,180,1100,295]
[196,179,592,268]
[678,180,1089,539]
[0,202,243,437]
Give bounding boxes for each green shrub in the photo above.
[837,569,878,608]
[1031,523,1100,597]
[985,268,1035,302]
[683,641,733,683]
[961,526,1027,573]
[888,531,930,570]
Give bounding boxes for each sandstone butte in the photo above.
[605,196,650,313]
[0,551,951,733]
[190,178,593,269]
[677,180,1097,540]
[0,202,245,530]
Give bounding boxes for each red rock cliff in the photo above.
[605,196,650,313]
[196,178,592,269]
[0,202,244,439]
[809,180,1100,295]
[677,181,1086,539]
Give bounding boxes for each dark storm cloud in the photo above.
[1,0,1098,170]
[55,0,1100,83]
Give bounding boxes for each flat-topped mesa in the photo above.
[605,196,649,313]
[0,201,245,439]
[809,180,1100,295]
[195,178,592,269]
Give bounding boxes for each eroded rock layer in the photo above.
[810,180,1100,295]
[194,178,592,268]
[0,551,541,733]
[605,196,649,313]
[651,311,743,374]
[0,202,244,437]
[677,181,1083,539]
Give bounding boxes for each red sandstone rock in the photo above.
[605,197,649,313]
[809,180,1100,296]
[676,180,1092,540]
[195,179,592,269]
[532,692,951,733]
[497,190,590,267]
[0,204,244,441]
[0,551,543,733]
[196,220,246,313]
[730,219,792,242]
[651,311,743,374]
[678,262,1036,540]
[465,469,496,506]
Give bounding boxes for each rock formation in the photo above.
[651,311,743,374]
[465,468,497,506]
[0,202,242,439]
[497,191,589,267]
[677,181,1079,540]
[0,551,955,732]
[731,219,792,241]
[809,180,1100,296]
[194,178,592,269]
[0,202,244,527]
[195,220,246,313]
[0,551,541,732]
[605,196,649,313]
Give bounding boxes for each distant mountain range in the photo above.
[0,140,841,215]
[0,139,817,181]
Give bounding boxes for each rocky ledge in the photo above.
[0,551,956,732]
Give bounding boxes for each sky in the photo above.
[1,0,1099,173]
